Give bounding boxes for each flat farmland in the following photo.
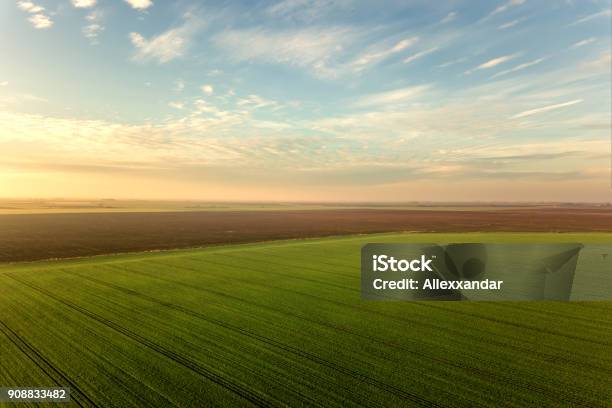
[1,232,611,407]
[1,208,612,263]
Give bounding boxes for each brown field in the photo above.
[1,207,611,263]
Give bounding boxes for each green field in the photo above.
[1,233,611,407]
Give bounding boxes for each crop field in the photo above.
[1,232,611,407]
[2,207,612,263]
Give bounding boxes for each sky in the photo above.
[0,0,610,202]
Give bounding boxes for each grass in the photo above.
[1,232,611,407]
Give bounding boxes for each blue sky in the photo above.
[0,0,610,201]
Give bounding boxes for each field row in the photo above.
[1,233,611,407]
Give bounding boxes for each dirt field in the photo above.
[1,208,611,263]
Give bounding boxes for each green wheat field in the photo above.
[1,233,611,407]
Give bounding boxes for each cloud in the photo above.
[353,85,429,107]
[568,9,611,26]
[201,84,214,95]
[491,57,545,78]
[130,15,203,64]
[83,23,103,41]
[82,10,104,43]
[487,0,527,18]
[17,1,44,13]
[0,111,249,169]
[466,54,518,74]
[0,109,314,176]
[236,94,277,109]
[472,151,581,162]
[511,99,583,119]
[28,14,53,29]
[478,54,517,69]
[571,38,596,48]
[125,0,153,10]
[1,77,607,200]
[403,47,439,64]
[85,11,100,22]
[440,11,457,24]
[71,0,96,8]
[266,0,351,22]
[351,37,418,70]
[0,81,8,87]
[580,52,611,72]
[17,1,52,29]
[466,140,607,163]
[436,57,467,68]
[129,32,185,63]
[214,27,354,78]
[498,18,525,29]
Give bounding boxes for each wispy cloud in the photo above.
[236,94,277,109]
[0,81,8,87]
[130,14,203,63]
[568,9,611,26]
[266,0,350,22]
[124,0,153,10]
[571,38,596,48]
[403,47,439,64]
[498,17,525,29]
[478,54,518,69]
[440,11,457,24]
[130,32,183,63]
[511,99,583,119]
[351,37,418,70]
[353,85,429,107]
[466,54,518,74]
[214,27,354,78]
[82,10,104,44]
[492,57,545,78]
[580,51,611,72]
[486,0,527,19]
[436,57,467,68]
[71,0,96,8]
